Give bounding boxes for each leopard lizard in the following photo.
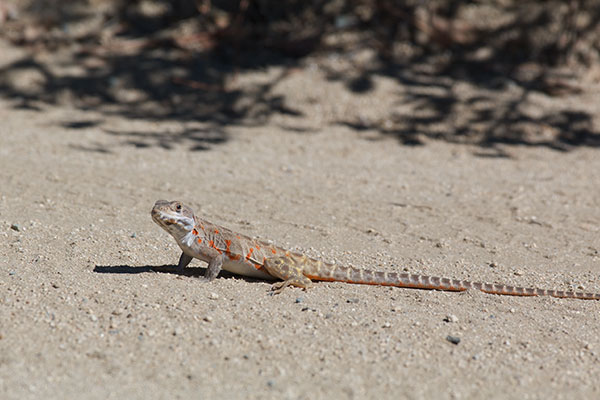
[151,200,600,300]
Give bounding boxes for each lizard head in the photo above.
[151,200,196,239]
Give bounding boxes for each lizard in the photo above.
[151,200,600,300]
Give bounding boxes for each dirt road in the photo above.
[1,37,600,399]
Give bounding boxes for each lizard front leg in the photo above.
[203,253,226,281]
[263,256,313,294]
[177,252,193,271]
[153,252,193,275]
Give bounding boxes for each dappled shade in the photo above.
[1,0,599,151]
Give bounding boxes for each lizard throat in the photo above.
[181,230,197,249]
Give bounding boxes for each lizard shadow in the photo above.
[93,264,258,281]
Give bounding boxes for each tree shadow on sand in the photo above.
[335,59,600,154]
[0,41,303,151]
[1,0,599,152]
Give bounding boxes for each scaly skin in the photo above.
[151,200,600,299]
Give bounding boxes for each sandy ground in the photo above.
[1,36,600,399]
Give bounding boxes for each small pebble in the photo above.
[444,314,458,323]
[346,298,359,304]
[208,292,219,300]
[9,271,15,276]
[446,335,461,345]
[10,224,20,232]
[130,232,137,238]
[295,297,303,303]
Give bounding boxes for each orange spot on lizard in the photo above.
[192,229,198,235]
[209,240,222,254]
[245,247,254,260]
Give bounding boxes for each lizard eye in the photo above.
[175,204,182,212]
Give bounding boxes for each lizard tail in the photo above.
[307,265,600,300]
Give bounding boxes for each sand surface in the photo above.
[1,37,600,399]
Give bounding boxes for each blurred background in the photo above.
[1,0,599,150]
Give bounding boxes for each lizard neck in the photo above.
[177,219,207,254]
[179,230,197,250]
[168,216,200,251]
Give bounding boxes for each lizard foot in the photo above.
[264,256,314,294]
[270,279,312,294]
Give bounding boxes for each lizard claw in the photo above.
[270,281,290,294]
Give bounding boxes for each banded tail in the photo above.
[303,260,600,300]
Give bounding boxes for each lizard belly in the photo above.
[223,258,275,280]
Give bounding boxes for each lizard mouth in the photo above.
[151,209,176,227]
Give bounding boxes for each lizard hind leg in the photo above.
[263,256,313,294]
